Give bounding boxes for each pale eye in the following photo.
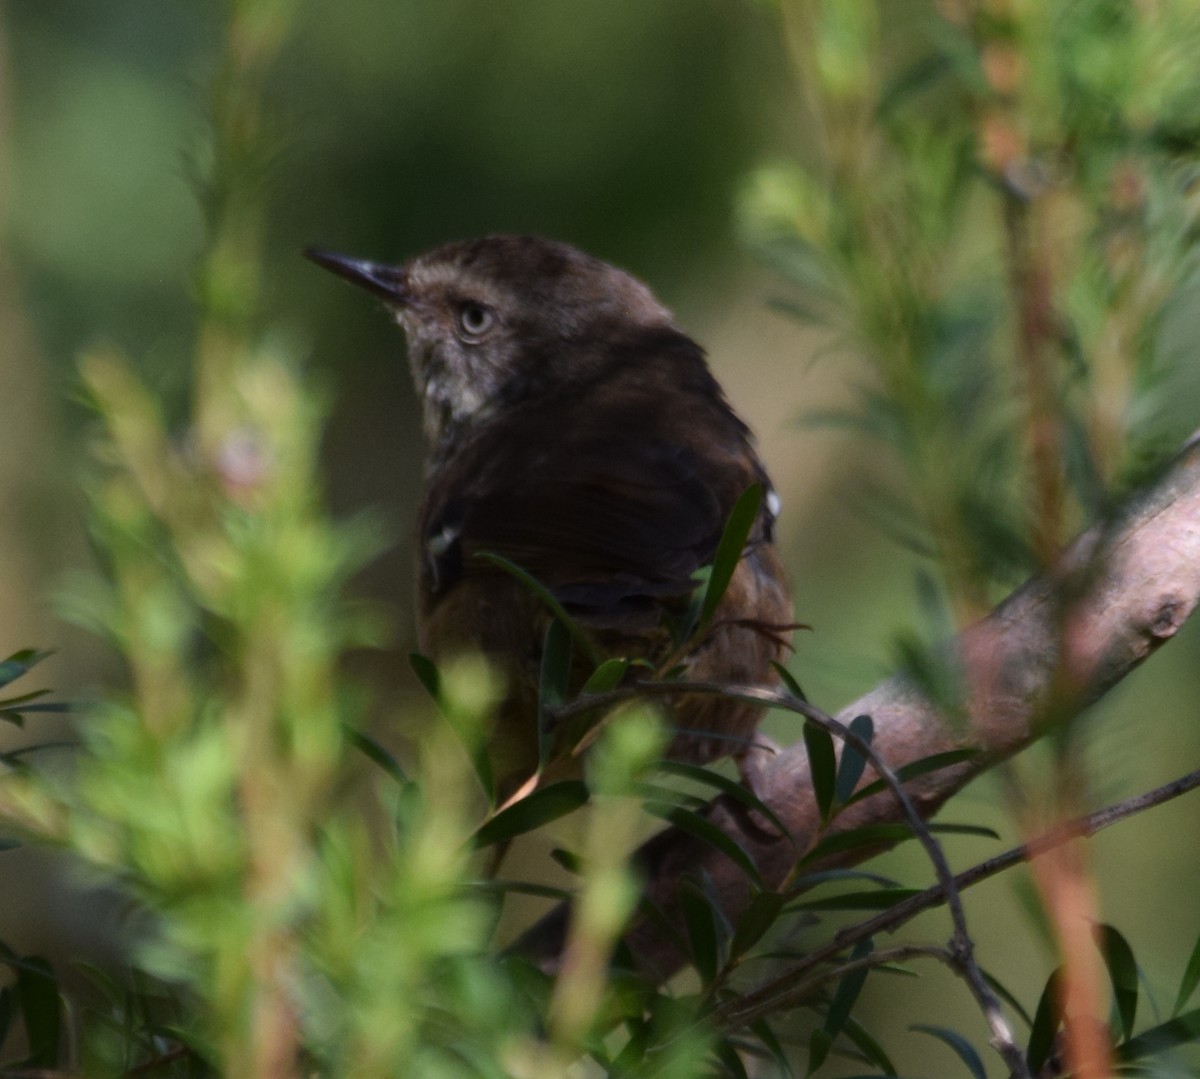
[457,302,495,339]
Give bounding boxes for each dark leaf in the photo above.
[408,651,441,699]
[840,1014,899,1075]
[790,888,922,912]
[538,619,572,767]
[700,484,763,628]
[680,878,722,985]
[1095,923,1138,1041]
[911,1025,986,1079]
[729,890,786,960]
[770,660,809,703]
[750,1019,795,1078]
[835,715,875,805]
[643,802,763,888]
[1173,926,1200,1015]
[549,848,581,874]
[825,938,875,1043]
[1026,968,1062,1074]
[473,781,589,848]
[655,759,793,840]
[982,968,1033,1028]
[715,1039,750,1079]
[807,1028,833,1076]
[842,749,980,807]
[15,955,60,1067]
[0,650,52,691]
[804,721,837,821]
[342,725,408,784]
[1116,1006,1200,1062]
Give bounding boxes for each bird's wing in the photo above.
[421,433,765,627]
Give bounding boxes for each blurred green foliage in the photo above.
[2,0,1200,1076]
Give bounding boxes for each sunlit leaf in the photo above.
[581,657,629,695]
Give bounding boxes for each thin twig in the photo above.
[712,766,1200,1034]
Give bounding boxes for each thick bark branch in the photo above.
[515,439,1200,979]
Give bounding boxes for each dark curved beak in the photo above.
[303,247,410,304]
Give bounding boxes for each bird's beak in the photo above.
[303,247,410,304]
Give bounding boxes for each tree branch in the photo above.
[515,438,1200,984]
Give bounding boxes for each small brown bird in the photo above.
[306,235,792,799]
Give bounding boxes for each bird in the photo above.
[305,235,793,802]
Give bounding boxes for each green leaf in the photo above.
[803,720,837,821]
[911,1025,985,1079]
[771,660,809,703]
[806,1028,833,1076]
[0,650,52,691]
[581,658,629,695]
[654,759,793,840]
[842,748,980,807]
[1095,923,1138,1041]
[840,1014,898,1075]
[680,878,722,985]
[408,651,440,698]
[982,967,1033,1028]
[1173,926,1200,1015]
[729,890,785,960]
[790,888,922,912]
[715,1039,751,1079]
[408,652,494,802]
[343,725,408,784]
[750,1019,795,1078]
[824,938,875,1044]
[700,484,763,628]
[538,619,572,767]
[473,780,589,848]
[1116,1006,1200,1062]
[834,714,875,805]
[643,801,763,888]
[476,552,599,665]
[1026,968,1062,1074]
[14,955,60,1068]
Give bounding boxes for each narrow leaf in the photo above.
[771,660,809,703]
[790,888,922,912]
[1095,923,1138,1040]
[473,780,589,848]
[538,619,572,767]
[655,759,793,839]
[806,1028,833,1076]
[1026,968,1062,1074]
[1116,1006,1200,1062]
[700,484,763,627]
[803,720,837,820]
[824,937,874,1042]
[750,1019,795,1078]
[15,955,60,1068]
[729,890,785,959]
[343,726,408,785]
[409,652,494,802]
[0,650,52,691]
[680,878,721,985]
[840,1013,899,1075]
[1172,927,1200,1015]
[581,658,629,695]
[843,748,980,807]
[643,802,763,888]
[834,714,875,805]
[911,1025,986,1079]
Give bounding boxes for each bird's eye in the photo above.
[456,302,495,339]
